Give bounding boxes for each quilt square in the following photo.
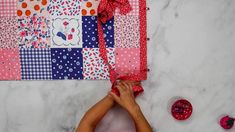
[18,14,51,48]
[51,48,83,80]
[51,18,82,48]
[115,0,139,16]
[0,0,17,17]
[114,15,140,48]
[115,48,140,76]
[83,48,115,80]
[48,0,81,17]
[0,48,21,80]
[82,16,114,48]
[17,0,49,17]
[20,48,52,80]
[81,0,99,16]
[0,17,18,48]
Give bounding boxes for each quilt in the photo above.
[0,0,147,82]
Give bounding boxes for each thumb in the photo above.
[109,92,121,103]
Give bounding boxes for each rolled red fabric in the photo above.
[97,0,147,96]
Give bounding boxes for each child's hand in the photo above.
[109,81,140,113]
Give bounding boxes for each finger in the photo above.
[116,85,125,93]
[116,80,121,86]
[127,81,140,87]
[109,92,121,103]
[131,86,134,97]
[119,82,127,91]
[124,82,132,92]
[128,83,133,91]
[122,82,131,91]
[122,80,139,86]
[133,81,141,86]
[128,83,134,96]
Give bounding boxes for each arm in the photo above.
[76,95,114,132]
[110,81,152,132]
[128,104,152,132]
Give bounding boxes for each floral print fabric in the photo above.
[18,14,51,48]
[51,18,82,48]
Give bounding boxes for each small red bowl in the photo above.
[171,99,193,120]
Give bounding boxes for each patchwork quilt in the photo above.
[0,0,147,80]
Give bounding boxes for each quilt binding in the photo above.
[139,0,147,80]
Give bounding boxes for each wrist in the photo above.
[106,95,115,103]
[127,104,141,117]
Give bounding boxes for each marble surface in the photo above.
[1,0,235,132]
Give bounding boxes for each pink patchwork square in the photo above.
[0,48,21,80]
[0,17,18,48]
[115,48,140,76]
[0,0,17,17]
[115,0,139,16]
[83,48,115,80]
[114,16,140,48]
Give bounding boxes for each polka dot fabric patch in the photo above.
[83,48,115,80]
[114,15,140,48]
[82,0,100,16]
[115,48,140,77]
[82,16,114,48]
[48,0,81,17]
[0,48,21,80]
[51,48,83,80]
[18,14,51,48]
[17,0,49,17]
[51,18,82,48]
[0,17,18,48]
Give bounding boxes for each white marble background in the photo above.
[1,0,235,132]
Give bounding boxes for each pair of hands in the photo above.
[109,81,141,113]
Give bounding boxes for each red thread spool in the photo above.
[171,99,193,120]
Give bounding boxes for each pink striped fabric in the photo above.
[0,0,17,17]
